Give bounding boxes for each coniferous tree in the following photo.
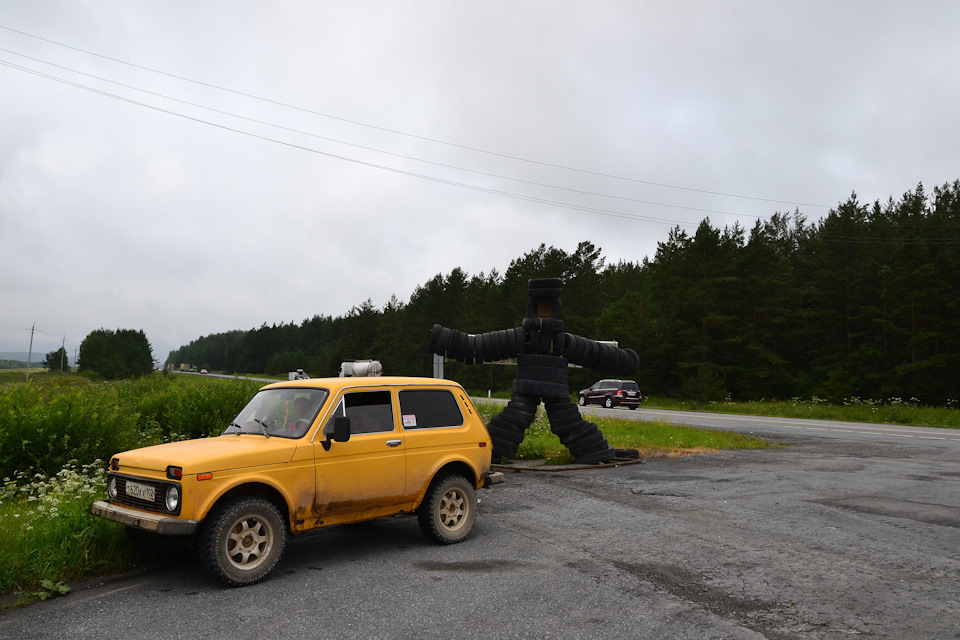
[42,346,70,372]
[164,181,960,404]
[79,328,153,379]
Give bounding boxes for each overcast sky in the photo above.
[2,1,959,365]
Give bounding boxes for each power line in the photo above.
[1,58,722,226]
[0,46,769,220]
[0,23,829,209]
[10,47,957,246]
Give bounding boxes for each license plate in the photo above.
[126,480,156,502]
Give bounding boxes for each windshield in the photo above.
[224,388,328,439]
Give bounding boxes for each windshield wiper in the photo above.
[227,422,243,435]
[252,418,271,438]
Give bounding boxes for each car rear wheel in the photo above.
[604,396,614,409]
[201,497,287,587]
[418,474,477,544]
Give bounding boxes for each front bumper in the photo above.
[90,500,199,536]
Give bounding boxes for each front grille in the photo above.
[114,475,166,513]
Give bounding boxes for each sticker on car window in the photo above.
[402,414,417,427]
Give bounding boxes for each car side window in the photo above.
[323,390,395,435]
[398,389,464,429]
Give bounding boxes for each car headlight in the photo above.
[165,485,180,512]
[108,476,118,500]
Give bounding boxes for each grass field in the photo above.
[473,400,769,465]
[477,388,960,430]
[0,372,262,603]
[642,396,960,429]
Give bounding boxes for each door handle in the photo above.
[386,439,402,447]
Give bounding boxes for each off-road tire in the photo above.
[418,474,477,545]
[200,497,287,587]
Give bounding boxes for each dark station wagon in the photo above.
[578,379,643,409]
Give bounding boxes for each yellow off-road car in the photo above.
[91,377,502,586]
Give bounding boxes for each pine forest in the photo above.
[166,182,960,405]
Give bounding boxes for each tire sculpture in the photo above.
[427,277,640,464]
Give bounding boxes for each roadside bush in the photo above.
[0,382,133,480]
[0,461,134,597]
[119,375,260,440]
[0,375,262,478]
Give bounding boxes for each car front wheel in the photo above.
[578,395,586,406]
[201,497,287,587]
[418,474,477,544]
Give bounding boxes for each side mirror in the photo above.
[322,417,351,451]
[333,417,351,442]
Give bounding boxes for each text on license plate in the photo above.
[126,480,156,502]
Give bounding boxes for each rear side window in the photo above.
[398,389,464,429]
[622,381,639,391]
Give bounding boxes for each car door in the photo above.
[586,380,605,403]
[312,388,407,524]
[398,387,476,503]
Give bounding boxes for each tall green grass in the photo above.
[0,374,262,479]
[0,461,134,600]
[0,374,263,602]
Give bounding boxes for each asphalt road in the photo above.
[581,403,960,450]
[3,411,959,639]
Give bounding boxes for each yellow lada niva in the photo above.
[91,377,502,586]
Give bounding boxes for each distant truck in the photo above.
[288,369,310,380]
[339,360,383,377]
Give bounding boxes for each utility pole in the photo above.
[25,323,38,382]
[60,336,67,373]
